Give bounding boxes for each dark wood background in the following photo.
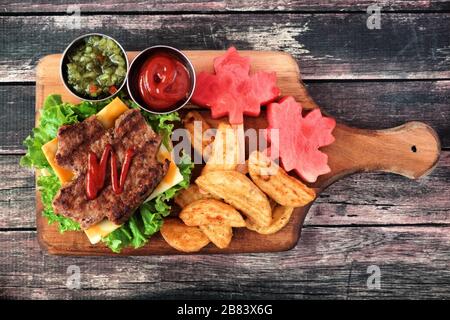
[1,0,450,299]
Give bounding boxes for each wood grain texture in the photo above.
[0,155,35,228]
[307,80,450,147]
[0,85,35,154]
[3,80,449,155]
[1,13,450,82]
[33,52,440,255]
[310,151,450,225]
[1,226,450,299]
[2,0,449,12]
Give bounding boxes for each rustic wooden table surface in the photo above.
[1,1,450,299]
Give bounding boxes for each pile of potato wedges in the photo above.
[160,112,316,252]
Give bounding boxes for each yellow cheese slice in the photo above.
[146,144,184,201]
[41,137,74,183]
[84,219,121,244]
[95,97,129,129]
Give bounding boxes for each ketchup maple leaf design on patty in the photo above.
[191,47,280,124]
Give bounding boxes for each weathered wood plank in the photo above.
[0,155,35,228]
[1,0,449,13]
[3,152,449,229]
[307,80,450,148]
[2,81,449,154]
[1,226,449,299]
[308,152,450,225]
[1,13,450,82]
[0,85,35,154]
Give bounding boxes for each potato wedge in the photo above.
[160,218,210,252]
[202,123,244,174]
[179,199,246,227]
[199,224,233,249]
[196,171,272,227]
[183,111,215,159]
[246,205,294,235]
[175,184,219,208]
[248,151,316,207]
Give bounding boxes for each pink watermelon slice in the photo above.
[266,96,336,183]
[192,47,280,124]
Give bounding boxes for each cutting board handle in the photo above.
[317,121,441,188]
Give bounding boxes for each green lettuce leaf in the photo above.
[37,174,80,232]
[143,112,180,149]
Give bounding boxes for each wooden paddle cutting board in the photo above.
[35,51,441,255]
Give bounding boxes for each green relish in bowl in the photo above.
[63,35,128,100]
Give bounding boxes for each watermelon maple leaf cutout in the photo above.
[191,47,280,124]
[266,96,336,183]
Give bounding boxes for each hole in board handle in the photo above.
[411,145,417,153]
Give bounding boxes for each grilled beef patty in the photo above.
[52,109,169,229]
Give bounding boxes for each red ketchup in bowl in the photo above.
[137,53,191,111]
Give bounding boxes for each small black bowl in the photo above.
[60,33,129,102]
[127,45,196,114]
